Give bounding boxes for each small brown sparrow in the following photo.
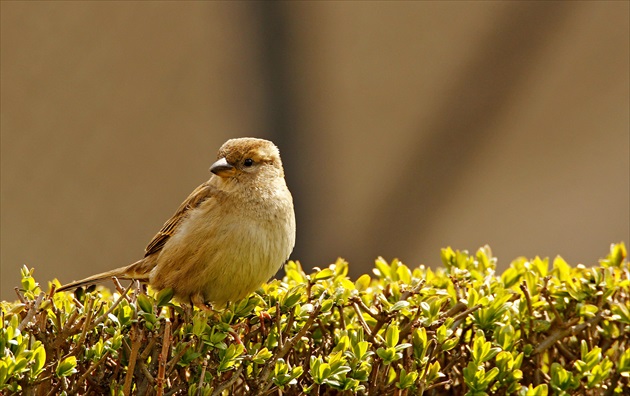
[58,137,296,309]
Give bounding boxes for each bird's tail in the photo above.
[56,259,151,292]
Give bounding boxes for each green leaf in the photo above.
[156,288,174,307]
[282,286,304,309]
[441,338,459,351]
[355,274,371,291]
[320,299,335,313]
[389,300,410,312]
[396,368,418,389]
[412,327,428,360]
[217,343,244,372]
[495,324,516,351]
[13,357,28,374]
[619,348,630,376]
[425,361,443,384]
[550,362,578,392]
[376,347,399,364]
[385,324,400,348]
[309,356,324,384]
[611,302,630,324]
[480,366,499,388]
[471,330,501,364]
[379,365,393,384]
[252,347,272,364]
[21,276,35,292]
[136,294,153,314]
[284,260,306,283]
[501,267,522,289]
[530,256,549,277]
[351,340,372,361]
[578,303,598,318]
[313,268,335,281]
[600,242,627,267]
[521,383,548,396]
[436,324,451,343]
[373,257,391,279]
[191,315,208,338]
[31,344,46,376]
[56,356,77,378]
[0,359,8,387]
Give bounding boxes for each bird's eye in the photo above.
[243,158,254,167]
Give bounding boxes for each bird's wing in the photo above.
[144,181,216,257]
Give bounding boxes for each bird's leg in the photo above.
[190,296,247,351]
[190,293,213,312]
[228,328,247,353]
[257,311,272,334]
[219,301,251,352]
[182,302,194,318]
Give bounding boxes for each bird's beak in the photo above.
[210,157,236,177]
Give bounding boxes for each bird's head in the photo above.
[210,137,284,180]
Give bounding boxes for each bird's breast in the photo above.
[151,191,295,306]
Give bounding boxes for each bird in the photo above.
[57,137,296,310]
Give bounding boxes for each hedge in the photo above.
[1,243,628,395]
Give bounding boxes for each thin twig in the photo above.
[425,379,452,391]
[368,358,381,395]
[399,306,425,339]
[91,281,135,328]
[48,283,57,299]
[440,349,461,373]
[31,374,54,386]
[540,277,564,326]
[123,325,142,396]
[72,297,85,309]
[18,292,44,332]
[556,339,578,361]
[444,301,467,318]
[14,287,27,304]
[76,297,95,348]
[351,296,381,321]
[138,361,156,385]
[276,301,283,349]
[400,280,425,300]
[112,276,126,295]
[164,383,187,396]
[156,319,172,396]
[44,380,62,396]
[532,312,603,355]
[166,341,192,376]
[519,282,535,339]
[276,303,322,360]
[257,299,324,394]
[337,305,346,331]
[212,365,244,396]
[61,305,81,333]
[196,360,208,396]
[451,304,482,324]
[351,302,373,339]
[139,336,158,361]
[69,350,110,394]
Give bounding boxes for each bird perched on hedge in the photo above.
[58,137,296,310]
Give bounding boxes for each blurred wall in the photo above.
[2,1,628,300]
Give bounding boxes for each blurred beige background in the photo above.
[1,1,628,301]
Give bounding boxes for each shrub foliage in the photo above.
[1,243,629,395]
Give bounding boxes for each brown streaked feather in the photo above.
[56,259,149,291]
[144,181,216,257]
[58,182,217,292]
